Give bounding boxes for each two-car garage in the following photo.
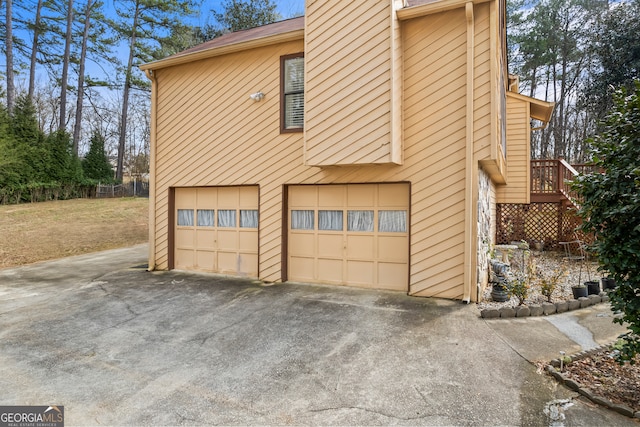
[173,183,409,292]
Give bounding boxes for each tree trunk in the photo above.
[28,0,44,101]
[73,0,93,156]
[59,0,74,132]
[116,0,140,181]
[5,0,15,114]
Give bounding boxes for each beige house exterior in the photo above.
[140,0,553,302]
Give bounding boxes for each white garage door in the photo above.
[174,186,258,277]
[288,183,409,291]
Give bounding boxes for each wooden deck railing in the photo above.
[530,159,585,206]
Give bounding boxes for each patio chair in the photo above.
[559,235,591,285]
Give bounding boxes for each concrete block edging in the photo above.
[480,293,610,319]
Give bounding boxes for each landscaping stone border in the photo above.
[480,293,610,319]
[546,345,640,419]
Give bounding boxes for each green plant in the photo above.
[508,273,529,306]
[573,81,640,364]
[539,268,566,303]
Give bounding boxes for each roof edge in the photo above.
[507,91,555,123]
[141,23,304,72]
[397,0,492,19]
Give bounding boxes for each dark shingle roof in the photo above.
[158,16,304,62]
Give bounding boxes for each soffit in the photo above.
[507,92,555,123]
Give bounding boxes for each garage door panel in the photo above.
[318,185,345,206]
[288,183,409,291]
[196,229,216,250]
[290,233,315,257]
[289,256,315,280]
[346,260,375,285]
[378,236,408,262]
[174,186,258,277]
[217,187,239,208]
[175,249,195,269]
[238,253,258,276]
[217,252,239,274]
[378,263,408,291]
[239,187,258,207]
[196,187,217,208]
[289,186,315,206]
[317,259,343,283]
[239,231,258,252]
[217,230,238,250]
[378,183,410,206]
[176,187,196,205]
[176,229,195,248]
[318,234,343,257]
[196,250,215,271]
[348,184,375,206]
[346,235,375,258]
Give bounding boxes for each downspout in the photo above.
[144,68,157,271]
[463,1,475,303]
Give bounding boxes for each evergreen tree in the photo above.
[45,130,83,183]
[582,1,640,125]
[0,104,23,187]
[82,131,114,182]
[10,94,47,183]
[211,0,280,34]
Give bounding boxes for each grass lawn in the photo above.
[0,197,149,269]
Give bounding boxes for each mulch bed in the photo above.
[563,348,640,413]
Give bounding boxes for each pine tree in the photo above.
[211,0,280,33]
[0,104,23,187]
[82,130,114,182]
[10,94,47,183]
[45,130,82,183]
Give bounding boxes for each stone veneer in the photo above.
[477,169,493,298]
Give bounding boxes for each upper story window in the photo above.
[281,53,304,133]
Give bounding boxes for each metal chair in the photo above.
[559,235,591,285]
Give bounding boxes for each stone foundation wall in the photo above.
[477,169,493,298]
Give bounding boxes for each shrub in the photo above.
[573,80,640,364]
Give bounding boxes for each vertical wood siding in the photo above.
[151,5,496,300]
[496,94,530,203]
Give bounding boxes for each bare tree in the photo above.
[5,0,15,114]
[27,0,44,101]
[72,0,94,155]
[59,0,74,132]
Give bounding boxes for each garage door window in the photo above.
[347,210,374,232]
[218,210,236,227]
[197,209,215,227]
[178,209,194,226]
[291,210,314,229]
[240,210,259,228]
[379,210,407,232]
[319,210,343,231]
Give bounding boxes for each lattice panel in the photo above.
[496,202,583,249]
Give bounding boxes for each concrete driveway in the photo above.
[0,245,634,426]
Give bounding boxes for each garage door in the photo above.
[174,186,258,277]
[288,184,409,291]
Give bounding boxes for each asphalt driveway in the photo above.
[0,245,634,426]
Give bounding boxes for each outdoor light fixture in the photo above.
[249,92,265,101]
